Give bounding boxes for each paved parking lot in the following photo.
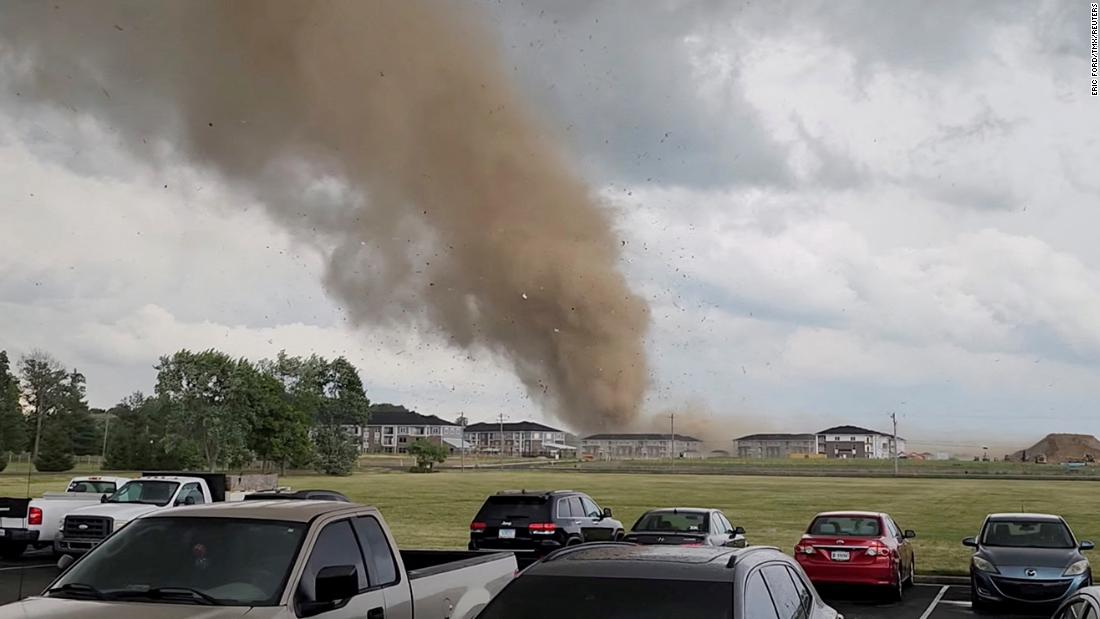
[0,549,59,605]
[824,584,1053,619]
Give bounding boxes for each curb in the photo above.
[915,575,969,585]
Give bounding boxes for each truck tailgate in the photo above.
[0,498,30,529]
[404,550,516,619]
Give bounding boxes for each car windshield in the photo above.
[477,575,733,619]
[68,480,119,494]
[633,512,709,533]
[106,481,180,506]
[809,516,882,537]
[49,517,306,606]
[982,520,1075,549]
[476,496,550,522]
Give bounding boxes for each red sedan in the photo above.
[794,511,916,600]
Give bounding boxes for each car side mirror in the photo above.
[100,495,107,503]
[57,554,75,571]
[904,529,916,539]
[732,526,746,536]
[1080,541,1095,551]
[300,565,359,616]
[602,507,613,519]
[962,537,978,548]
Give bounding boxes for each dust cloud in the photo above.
[0,1,650,432]
[636,402,777,451]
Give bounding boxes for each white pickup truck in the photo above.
[56,472,272,556]
[0,476,130,559]
[6,501,517,619]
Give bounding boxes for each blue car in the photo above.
[964,513,1094,611]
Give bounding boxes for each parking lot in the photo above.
[0,556,1057,618]
[823,584,1051,618]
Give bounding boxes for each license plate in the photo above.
[830,551,850,561]
[498,528,515,539]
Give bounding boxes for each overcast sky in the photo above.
[1,0,1096,452]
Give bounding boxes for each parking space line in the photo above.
[0,564,54,572]
[918,585,949,619]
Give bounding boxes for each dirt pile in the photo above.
[1006,434,1100,463]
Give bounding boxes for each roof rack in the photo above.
[542,541,638,562]
[725,546,781,569]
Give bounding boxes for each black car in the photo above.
[468,490,624,558]
[625,507,747,547]
[242,489,350,502]
[475,543,841,618]
[964,512,1094,611]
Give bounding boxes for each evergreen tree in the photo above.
[34,421,74,472]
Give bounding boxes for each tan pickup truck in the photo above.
[0,500,516,619]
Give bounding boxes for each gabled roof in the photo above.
[583,433,702,443]
[735,433,816,441]
[464,420,565,433]
[367,404,457,427]
[817,425,893,437]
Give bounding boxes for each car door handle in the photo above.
[367,607,384,619]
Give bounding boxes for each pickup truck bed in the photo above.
[402,550,516,619]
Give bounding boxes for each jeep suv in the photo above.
[469,490,624,558]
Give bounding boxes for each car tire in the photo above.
[0,542,27,560]
[887,564,904,602]
[904,557,915,588]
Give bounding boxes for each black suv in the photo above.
[469,490,624,557]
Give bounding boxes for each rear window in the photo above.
[67,480,118,494]
[982,520,1075,549]
[476,496,550,522]
[809,516,881,537]
[477,575,733,619]
[633,511,709,533]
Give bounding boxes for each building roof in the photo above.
[817,425,894,437]
[464,420,564,433]
[367,404,457,427]
[150,500,362,522]
[735,433,816,441]
[582,433,702,442]
[442,437,474,449]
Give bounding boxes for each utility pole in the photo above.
[669,411,676,470]
[498,413,507,470]
[458,414,466,472]
[101,415,111,462]
[890,412,898,476]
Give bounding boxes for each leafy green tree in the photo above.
[0,351,26,459]
[156,349,249,471]
[312,424,359,476]
[34,420,74,472]
[408,439,448,472]
[19,351,69,460]
[239,361,311,473]
[104,392,199,470]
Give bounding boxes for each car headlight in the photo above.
[972,556,1000,574]
[1064,559,1090,576]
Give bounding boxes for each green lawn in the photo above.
[4,469,1097,575]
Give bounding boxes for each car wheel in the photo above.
[887,564,904,602]
[566,536,582,546]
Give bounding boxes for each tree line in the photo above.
[0,348,372,475]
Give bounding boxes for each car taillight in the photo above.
[28,507,42,526]
[795,544,816,555]
[470,522,487,531]
[529,523,557,533]
[866,541,891,558]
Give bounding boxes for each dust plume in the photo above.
[637,401,778,451]
[0,1,650,432]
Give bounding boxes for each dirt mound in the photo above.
[1006,434,1100,463]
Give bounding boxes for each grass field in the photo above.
[4,469,1098,576]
